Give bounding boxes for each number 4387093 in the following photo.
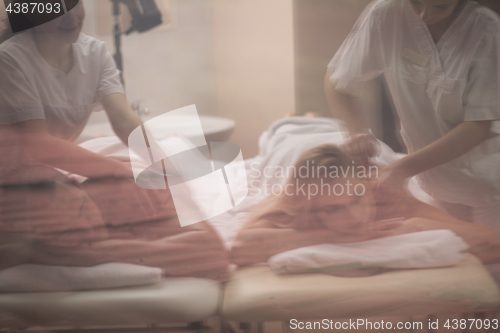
[444,318,498,330]
[6,2,62,15]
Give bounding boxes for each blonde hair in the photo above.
[249,144,355,229]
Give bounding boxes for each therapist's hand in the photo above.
[375,162,411,209]
[340,132,381,167]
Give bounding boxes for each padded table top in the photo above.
[0,278,221,329]
[222,254,500,321]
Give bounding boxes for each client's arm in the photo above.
[232,218,397,266]
[384,196,500,265]
[31,221,229,280]
[231,224,337,266]
[233,192,500,267]
[392,216,500,265]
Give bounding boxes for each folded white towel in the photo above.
[0,263,162,292]
[269,230,469,273]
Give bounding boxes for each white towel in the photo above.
[0,263,162,292]
[269,230,469,273]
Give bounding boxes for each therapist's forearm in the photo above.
[22,133,131,178]
[324,73,369,135]
[101,93,143,146]
[111,112,142,146]
[109,107,142,146]
[394,120,492,178]
[102,93,177,174]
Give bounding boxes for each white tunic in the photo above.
[0,32,124,142]
[327,0,500,206]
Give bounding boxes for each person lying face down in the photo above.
[0,160,229,280]
[231,144,500,267]
[0,1,229,280]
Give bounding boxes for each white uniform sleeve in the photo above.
[0,53,45,124]
[95,45,125,104]
[463,22,500,133]
[326,3,384,96]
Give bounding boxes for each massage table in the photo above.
[222,254,500,332]
[0,278,221,332]
[1,254,496,332]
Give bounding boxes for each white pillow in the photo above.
[269,230,469,274]
[0,263,162,292]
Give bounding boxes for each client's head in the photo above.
[253,144,376,232]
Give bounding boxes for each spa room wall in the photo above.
[82,0,219,124]
[82,0,295,158]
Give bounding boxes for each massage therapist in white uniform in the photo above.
[325,0,500,231]
[0,1,142,179]
[0,2,168,222]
